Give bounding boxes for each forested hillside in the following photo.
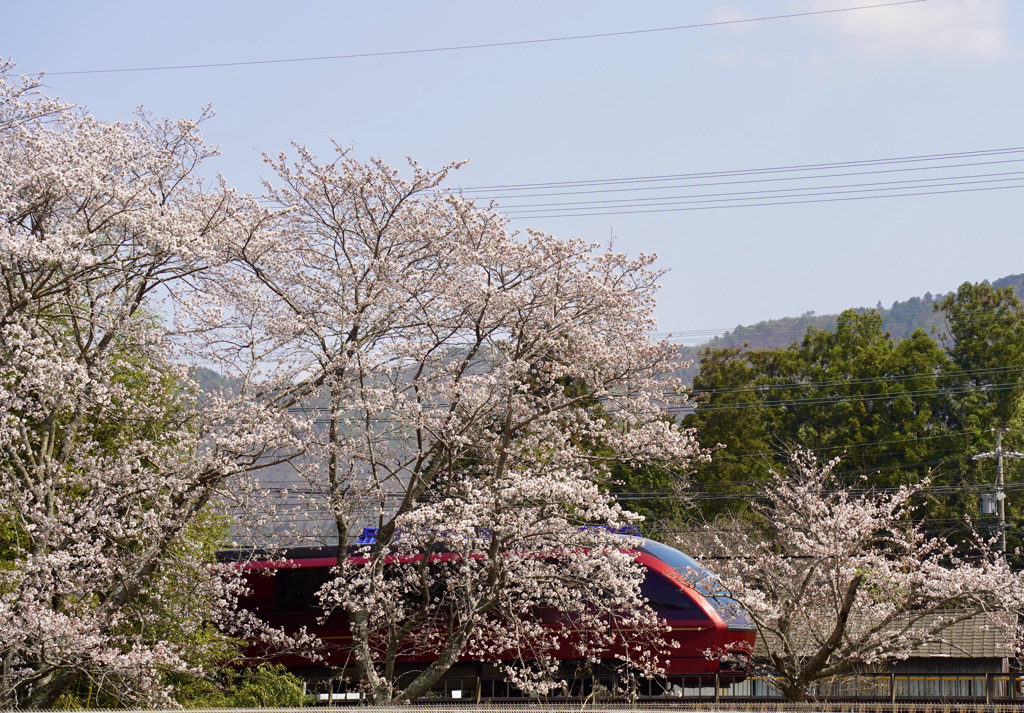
[674,273,1024,384]
[649,277,1024,561]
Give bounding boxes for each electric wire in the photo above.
[496,170,1024,212]
[248,474,1017,515]
[705,431,979,462]
[505,183,1024,219]
[445,146,1024,218]
[223,431,991,491]
[234,448,1011,507]
[462,146,1021,192]
[47,1,928,76]
[669,381,1023,412]
[687,364,1024,396]
[265,365,1024,406]
[254,370,1022,419]
[467,155,1024,201]
[672,382,1022,412]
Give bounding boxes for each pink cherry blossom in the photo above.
[686,452,1024,702]
[203,142,703,702]
[0,60,702,707]
[0,63,312,709]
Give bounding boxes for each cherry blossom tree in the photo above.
[0,64,308,709]
[209,144,704,702]
[690,453,1024,702]
[0,58,703,706]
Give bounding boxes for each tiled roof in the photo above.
[753,610,1016,660]
[910,611,1015,658]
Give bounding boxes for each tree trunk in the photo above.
[396,628,474,703]
[348,609,393,704]
[20,668,79,710]
[780,680,810,702]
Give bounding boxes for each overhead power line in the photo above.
[257,367,1021,420]
[233,474,1015,510]
[464,150,1024,198]
[502,181,1024,219]
[47,1,927,76]
[688,364,1024,396]
[451,146,1024,218]
[669,381,1024,413]
[498,169,1024,211]
[706,430,976,462]
[462,147,1021,193]
[269,378,1022,420]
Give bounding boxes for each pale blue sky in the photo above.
[3,0,1021,339]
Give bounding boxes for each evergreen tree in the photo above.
[683,310,951,524]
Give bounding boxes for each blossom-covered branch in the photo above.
[689,452,1024,702]
[0,65,310,709]
[206,143,702,702]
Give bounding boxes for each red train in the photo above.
[230,533,755,700]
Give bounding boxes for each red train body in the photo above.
[231,535,755,695]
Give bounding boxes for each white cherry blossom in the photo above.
[688,452,1024,702]
[0,64,309,709]
[210,142,702,702]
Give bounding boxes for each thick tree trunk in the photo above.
[395,626,475,703]
[20,668,79,710]
[780,681,810,702]
[348,610,393,703]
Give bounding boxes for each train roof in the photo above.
[218,532,687,566]
[216,544,340,563]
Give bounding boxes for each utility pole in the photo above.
[972,428,1024,554]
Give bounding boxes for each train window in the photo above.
[640,570,703,613]
[275,566,333,613]
[634,539,751,627]
[635,540,720,595]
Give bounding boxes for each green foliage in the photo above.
[936,282,1024,551]
[127,509,241,662]
[938,282,1024,428]
[679,286,1024,554]
[607,458,688,537]
[43,508,262,709]
[172,664,307,709]
[0,516,28,568]
[1,306,263,706]
[52,664,308,710]
[684,310,949,520]
[555,380,690,536]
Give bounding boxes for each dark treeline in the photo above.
[667,279,1024,554]
[674,273,1024,383]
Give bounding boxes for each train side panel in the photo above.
[233,543,755,680]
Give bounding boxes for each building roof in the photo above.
[910,611,1016,658]
[752,610,1017,661]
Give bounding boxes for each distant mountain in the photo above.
[992,273,1024,295]
[674,273,1024,385]
[191,366,235,394]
